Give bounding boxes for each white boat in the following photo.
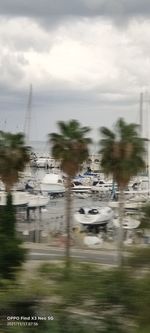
[71,181,91,193]
[91,180,114,193]
[113,216,140,229]
[40,173,65,194]
[0,191,28,207]
[74,206,114,225]
[0,191,50,208]
[35,156,52,168]
[25,193,50,208]
[73,192,90,199]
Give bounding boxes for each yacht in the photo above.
[74,206,114,225]
[40,173,65,194]
[91,180,114,193]
[71,181,91,193]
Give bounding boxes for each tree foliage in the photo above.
[0,261,149,332]
[37,262,150,333]
[49,119,92,177]
[99,118,146,266]
[0,193,26,280]
[0,131,30,192]
[0,131,29,279]
[48,120,92,273]
[99,118,145,189]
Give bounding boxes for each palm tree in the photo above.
[49,120,92,271]
[0,131,30,279]
[99,118,145,265]
[0,130,30,236]
[0,131,30,193]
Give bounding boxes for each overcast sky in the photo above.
[0,0,150,146]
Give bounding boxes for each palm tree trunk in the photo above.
[65,176,72,274]
[118,188,125,266]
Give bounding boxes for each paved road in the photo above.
[27,247,119,265]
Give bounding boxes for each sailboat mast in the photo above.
[139,92,143,137]
[146,93,150,193]
[24,84,32,145]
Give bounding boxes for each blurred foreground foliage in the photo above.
[127,246,150,269]
[38,262,150,333]
[0,258,149,333]
[0,193,26,280]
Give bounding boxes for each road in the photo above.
[27,247,119,266]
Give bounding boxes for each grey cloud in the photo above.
[0,52,28,88]
[8,33,51,53]
[0,78,140,116]
[0,83,139,129]
[0,87,140,145]
[0,1,147,143]
[0,0,150,23]
[0,55,23,79]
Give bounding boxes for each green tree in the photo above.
[127,203,150,270]
[0,131,30,279]
[99,118,145,265]
[0,131,30,192]
[49,120,92,272]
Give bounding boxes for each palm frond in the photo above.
[99,118,146,188]
[0,131,30,191]
[48,120,92,177]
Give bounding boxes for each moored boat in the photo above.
[0,191,28,207]
[25,193,50,208]
[71,181,91,193]
[40,173,65,194]
[74,206,114,225]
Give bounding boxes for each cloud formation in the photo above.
[0,1,149,143]
[1,0,150,20]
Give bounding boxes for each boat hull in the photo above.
[40,173,65,194]
[26,193,50,208]
[74,207,114,225]
[0,191,28,207]
[40,183,65,193]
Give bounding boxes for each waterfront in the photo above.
[17,190,109,243]
[13,162,150,248]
